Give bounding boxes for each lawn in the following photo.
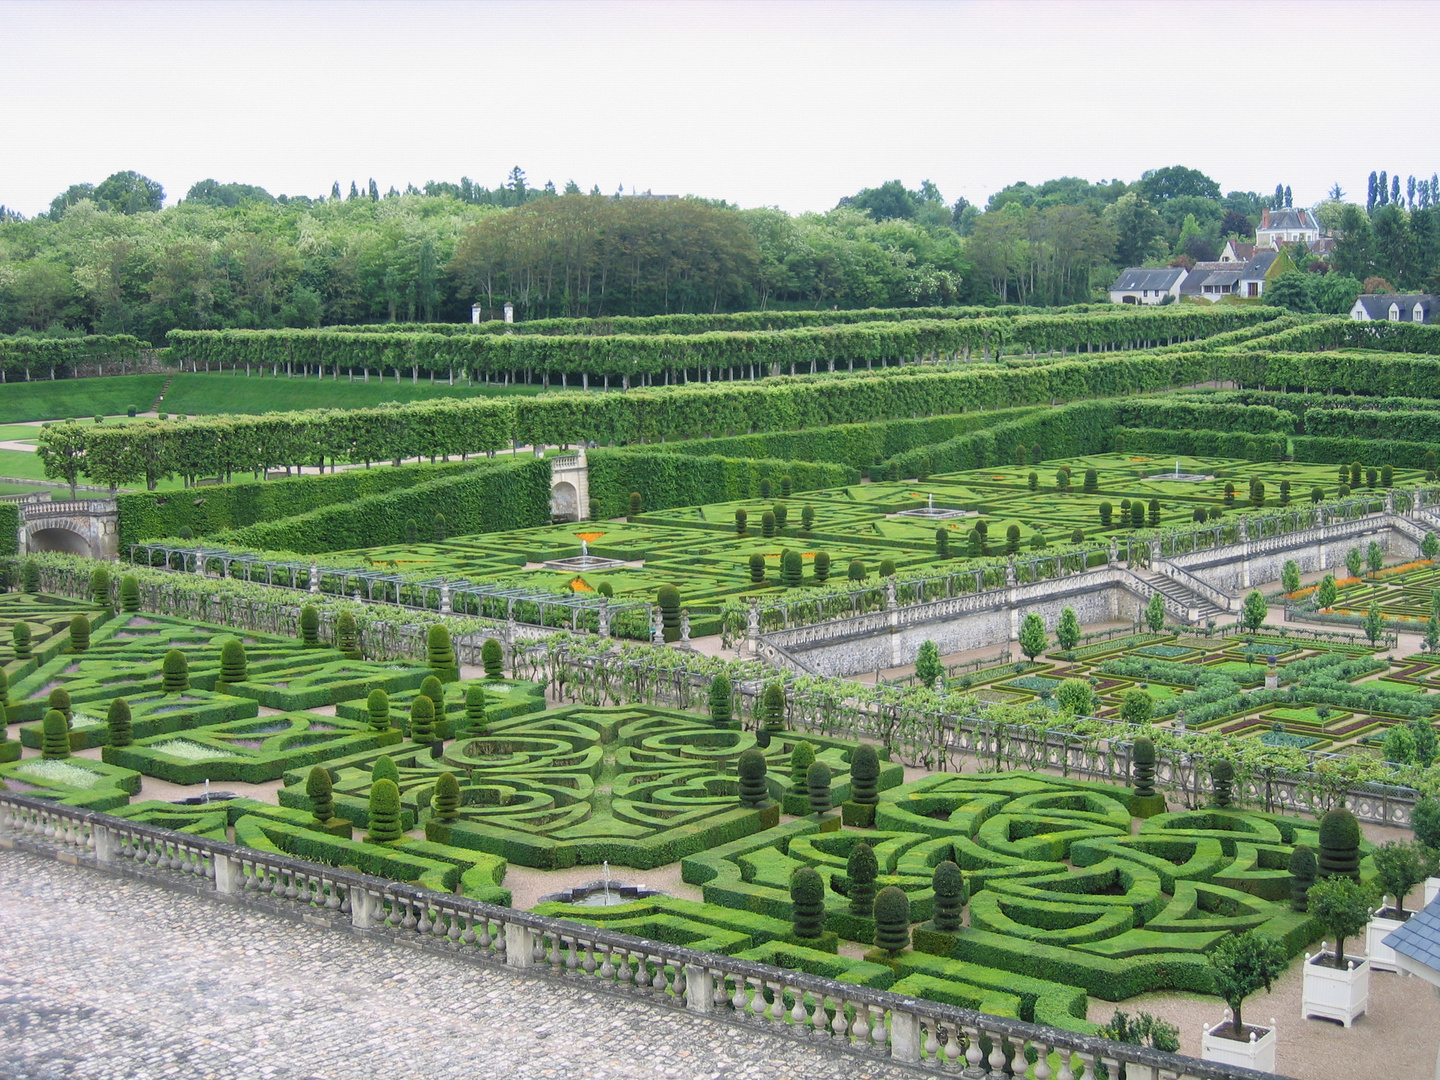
[0,375,170,423]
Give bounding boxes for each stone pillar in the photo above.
[439,582,452,615]
[889,1010,921,1063]
[1005,558,1016,587]
[92,824,114,864]
[651,605,665,646]
[1266,657,1279,690]
[598,598,612,638]
[194,550,205,576]
[1108,538,1118,567]
[350,888,374,929]
[214,853,238,895]
[308,564,320,594]
[684,965,714,1013]
[504,922,535,967]
[746,601,760,656]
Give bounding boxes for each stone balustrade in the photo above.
[0,790,1287,1080]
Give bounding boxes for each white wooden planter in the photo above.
[1425,876,1440,906]
[1201,1014,1276,1073]
[1302,947,1370,1026]
[1365,908,1407,974]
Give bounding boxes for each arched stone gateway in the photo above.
[548,450,589,523]
[17,498,119,560]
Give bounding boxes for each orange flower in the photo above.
[569,577,593,592]
[575,531,605,543]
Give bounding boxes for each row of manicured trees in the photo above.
[744,549,835,586]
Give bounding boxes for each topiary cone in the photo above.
[931,861,966,933]
[371,754,399,786]
[366,688,391,731]
[1131,736,1156,797]
[873,886,911,954]
[737,747,769,808]
[162,649,189,693]
[106,697,133,748]
[68,615,90,653]
[481,637,504,680]
[0,667,9,709]
[1289,844,1318,911]
[789,866,825,939]
[299,604,321,647]
[306,766,334,823]
[789,741,816,791]
[1318,808,1361,879]
[41,709,71,760]
[806,761,832,815]
[464,684,489,734]
[420,675,445,708]
[410,695,436,742]
[219,638,247,686]
[849,744,879,805]
[708,674,733,725]
[365,778,403,842]
[1209,759,1234,809]
[13,622,31,660]
[119,574,141,612]
[336,611,361,659]
[847,841,878,919]
[426,624,455,673]
[432,771,461,821]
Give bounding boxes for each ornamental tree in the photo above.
[464,684,489,734]
[1145,592,1165,633]
[806,761,832,814]
[913,640,942,688]
[789,741,816,791]
[119,574,141,611]
[371,754,399,786]
[1318,808,1361,879]
[13,621,31,659]
[1056,606,1081,651]
[1208,931,1286,1038]
[737,748,769,808]
[1307,876,1378,967]
[1131,736,1157,797]
[1424,532,1440,560]
[931,861,966,933]
[1120,688,1153,726]
[748,553,766,583]
[1317,574,1337,610]
[69,614,90,652]
[432,771,461,821]
[299,604,321,647]
[366,688,391,731]
[409,695,436,742]
[90,566,112,609]
[427,624,455,671]
[1240,590,1267,632]
[1372,840,1434,916]
[365,778,403,843]
[1056,678,1095,716]
[849,744,879,806]
[873,886,911,955]
[734,508,747,535]
[336,611,361,658]
[162,649,189,693]
[41,709,71,759]
[1209,759,1234,808]
[1412,795,1440,850]
[1363,602,1385,645]
[708,674,733,725]
[790,866,825,939]
[219,637,247,685]
[813,551,830,583]
[1018,612,1047,661]
[306,766,334,823]
[1282,560,1301,595]
[481,638,504,679]
[762,682,786,731]
[847,841,878,918]
[1289,844,1317,911]
[1345,547,1363,578]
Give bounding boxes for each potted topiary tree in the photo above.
[1366,840,1436,971]
[1201,930,1285,1072]
[1303,876,1377,1026]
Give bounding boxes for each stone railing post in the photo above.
[598,598,612,638]
[505,922,536,968]
[888,1009,921,1062]
[214,852,239,895]
[92,823,114,864]
[746,601,760,656]
[439,582,452,615]
[350,887,375,929]
[684,964,714,1013]
[308,564,320,594]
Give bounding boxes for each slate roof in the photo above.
[1239,251,1279,279]
[1261,208,1319,232]
[1222,241,1256,262]
[1353,294,1439,321]
[1110,268,1187,292]
[1383,893,1440,972]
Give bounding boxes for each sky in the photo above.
[3,0,1439,219]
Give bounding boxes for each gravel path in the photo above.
[0,848,917,1080]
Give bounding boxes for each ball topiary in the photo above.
[219,638,247,685]
[1131,736,1156,797]
[464,684,489,734]
[708,674,733,725]
[1318,808,1362,879]
[872,886,911,954]
[848,559,866,582]
[1209,759,1234,809]
[849,744,880,805]
[306,766,334,823]
[409,695,436,742]
[806,761,832,815]
[932,861,966,933]
[427,624,455,672]
[737,747,769,808]
[69,614,90,652]
[336,611,361,658]
[48,687,72,723]
[432,771,461,821]
[162,649,189,693]
[365,778,403,842]
[656,585,681,642]
[790,866,825,939]
[299,604,321,647]
[13,621,32,660]
[41,709,71,760]
[119,574,141,612]
[371,754,399,785]
[762,682,786,731]
[1289,844,1318,912]
[847,841,878,918]
[106,697,132,748]
[366,688,391,731]
[90,566,112,608]
[879,558,896,577]
[789,741,816,791]
[481,637,504,680]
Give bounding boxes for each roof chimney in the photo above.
[1261,208,1270,229]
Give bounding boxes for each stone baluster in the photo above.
[1055,1049,1076,1080]
[942,1021,963,1067]
[987,1025,1008,1078]
[1075,1051,1097,1080]
[767,980,787,1022]
[1031,1043,1052,1080]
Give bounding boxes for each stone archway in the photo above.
[25,526,93,557]
[550,481,579,523]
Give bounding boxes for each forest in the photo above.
[1,164,1438,339]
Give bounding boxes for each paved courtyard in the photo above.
[0,849,916,1080]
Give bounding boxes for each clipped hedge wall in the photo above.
[884,400,1120,477]
[214,457,552,554]
[0,503,18,557]
[118,459,484,548]
[587,451,858,521]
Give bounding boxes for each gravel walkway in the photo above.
[0,848,917,1080]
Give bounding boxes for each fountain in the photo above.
[891,492,969,520]
[541,537,627,571]
[1147,459,1213,483]
[537,861,668,907]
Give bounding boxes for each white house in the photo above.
[1351,294,1438,323]
[1256,207,1321,249]
[1218,240,1256,263]
[1235,250,1279,299]
[1109,267,1187,305]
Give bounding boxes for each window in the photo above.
[1389,304,1400,321]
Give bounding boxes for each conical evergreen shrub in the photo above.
[708,674,732,725]
[1131,737,1156,798]
[432,771,461,821]
[162,649,189,693]
[464,684,489,734]
[13,622,31,660]
[306,766,334,823]
[365,778,403,842]
[410,695,436,742]
[847,841,878,918]
[119,574,140,612]
[336,611,361,658]
[789,866,824,939]
[1209,759,1234,808]
[1318,808,1361,879]
[299,604,321,647]
[481,638,504,680]
[48,687,72,723]
[1290,844,1318,911]
[806,761,832,814]
[789,742,816,791]
[68,615,90,652]
[849,744,879,805]
[219,638,247,686]
[737,748,768,808]
[106,698,133,748]
[932,862,966,933]
[427,624,455,673]
[41,709,70,759]
[873,886,911,954]
[762,682,786,731]
[366,688,391,731]
[90,566,112,609]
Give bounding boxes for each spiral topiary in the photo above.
[366,688,391,731]
[336,611,361,659]
[90,566,112,609]
[1318,808,1361,879]
[69,615,90,653]
[873,886,911,954]
[48,687,72,723]
[481,637,504,680]
[1289,844,1318,912]
[420,675,445,707]
[432,771,461,821]
[1209,759,1234,809]
[119,574,141,612]
[806,761,832,814]
[41,709,71,759]
[1131,736,1156,798]
[427,624,455,672]
[737,747,769,808]
[762,682,786,731]
[299,604,320,647]
[410,695,436,742]
[465,684,489,734]
[789,866,825,939]
[708,674,733,725]
[12,621,31,660]
[219,638,247,686]
[365,778,403,842]
[306,766,334,823]
[789,741,816,791]
[656,585,681,642]
[848,743,880,806]
[932,861,966,933]
[106,697,132,748]
[371,754,399,786]
[162,649,189,693]
[847,841,878,918]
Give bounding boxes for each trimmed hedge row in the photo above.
[0,334,150,380]
[884,400,1119,478]
[0,503,17,557]
[213,457,552,554]
[1218,348,1440,397]
[1117,425,1439,470]
[118,459,484,547]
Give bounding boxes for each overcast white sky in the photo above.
[3,0,1438,218]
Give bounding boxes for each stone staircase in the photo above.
[1134,568,1229,622]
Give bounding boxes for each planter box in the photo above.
[1201,1015,1276,1073]
[1366,909,1408,974]
[1302,948,1369,1027]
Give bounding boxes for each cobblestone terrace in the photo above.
[0,848,918,1080]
